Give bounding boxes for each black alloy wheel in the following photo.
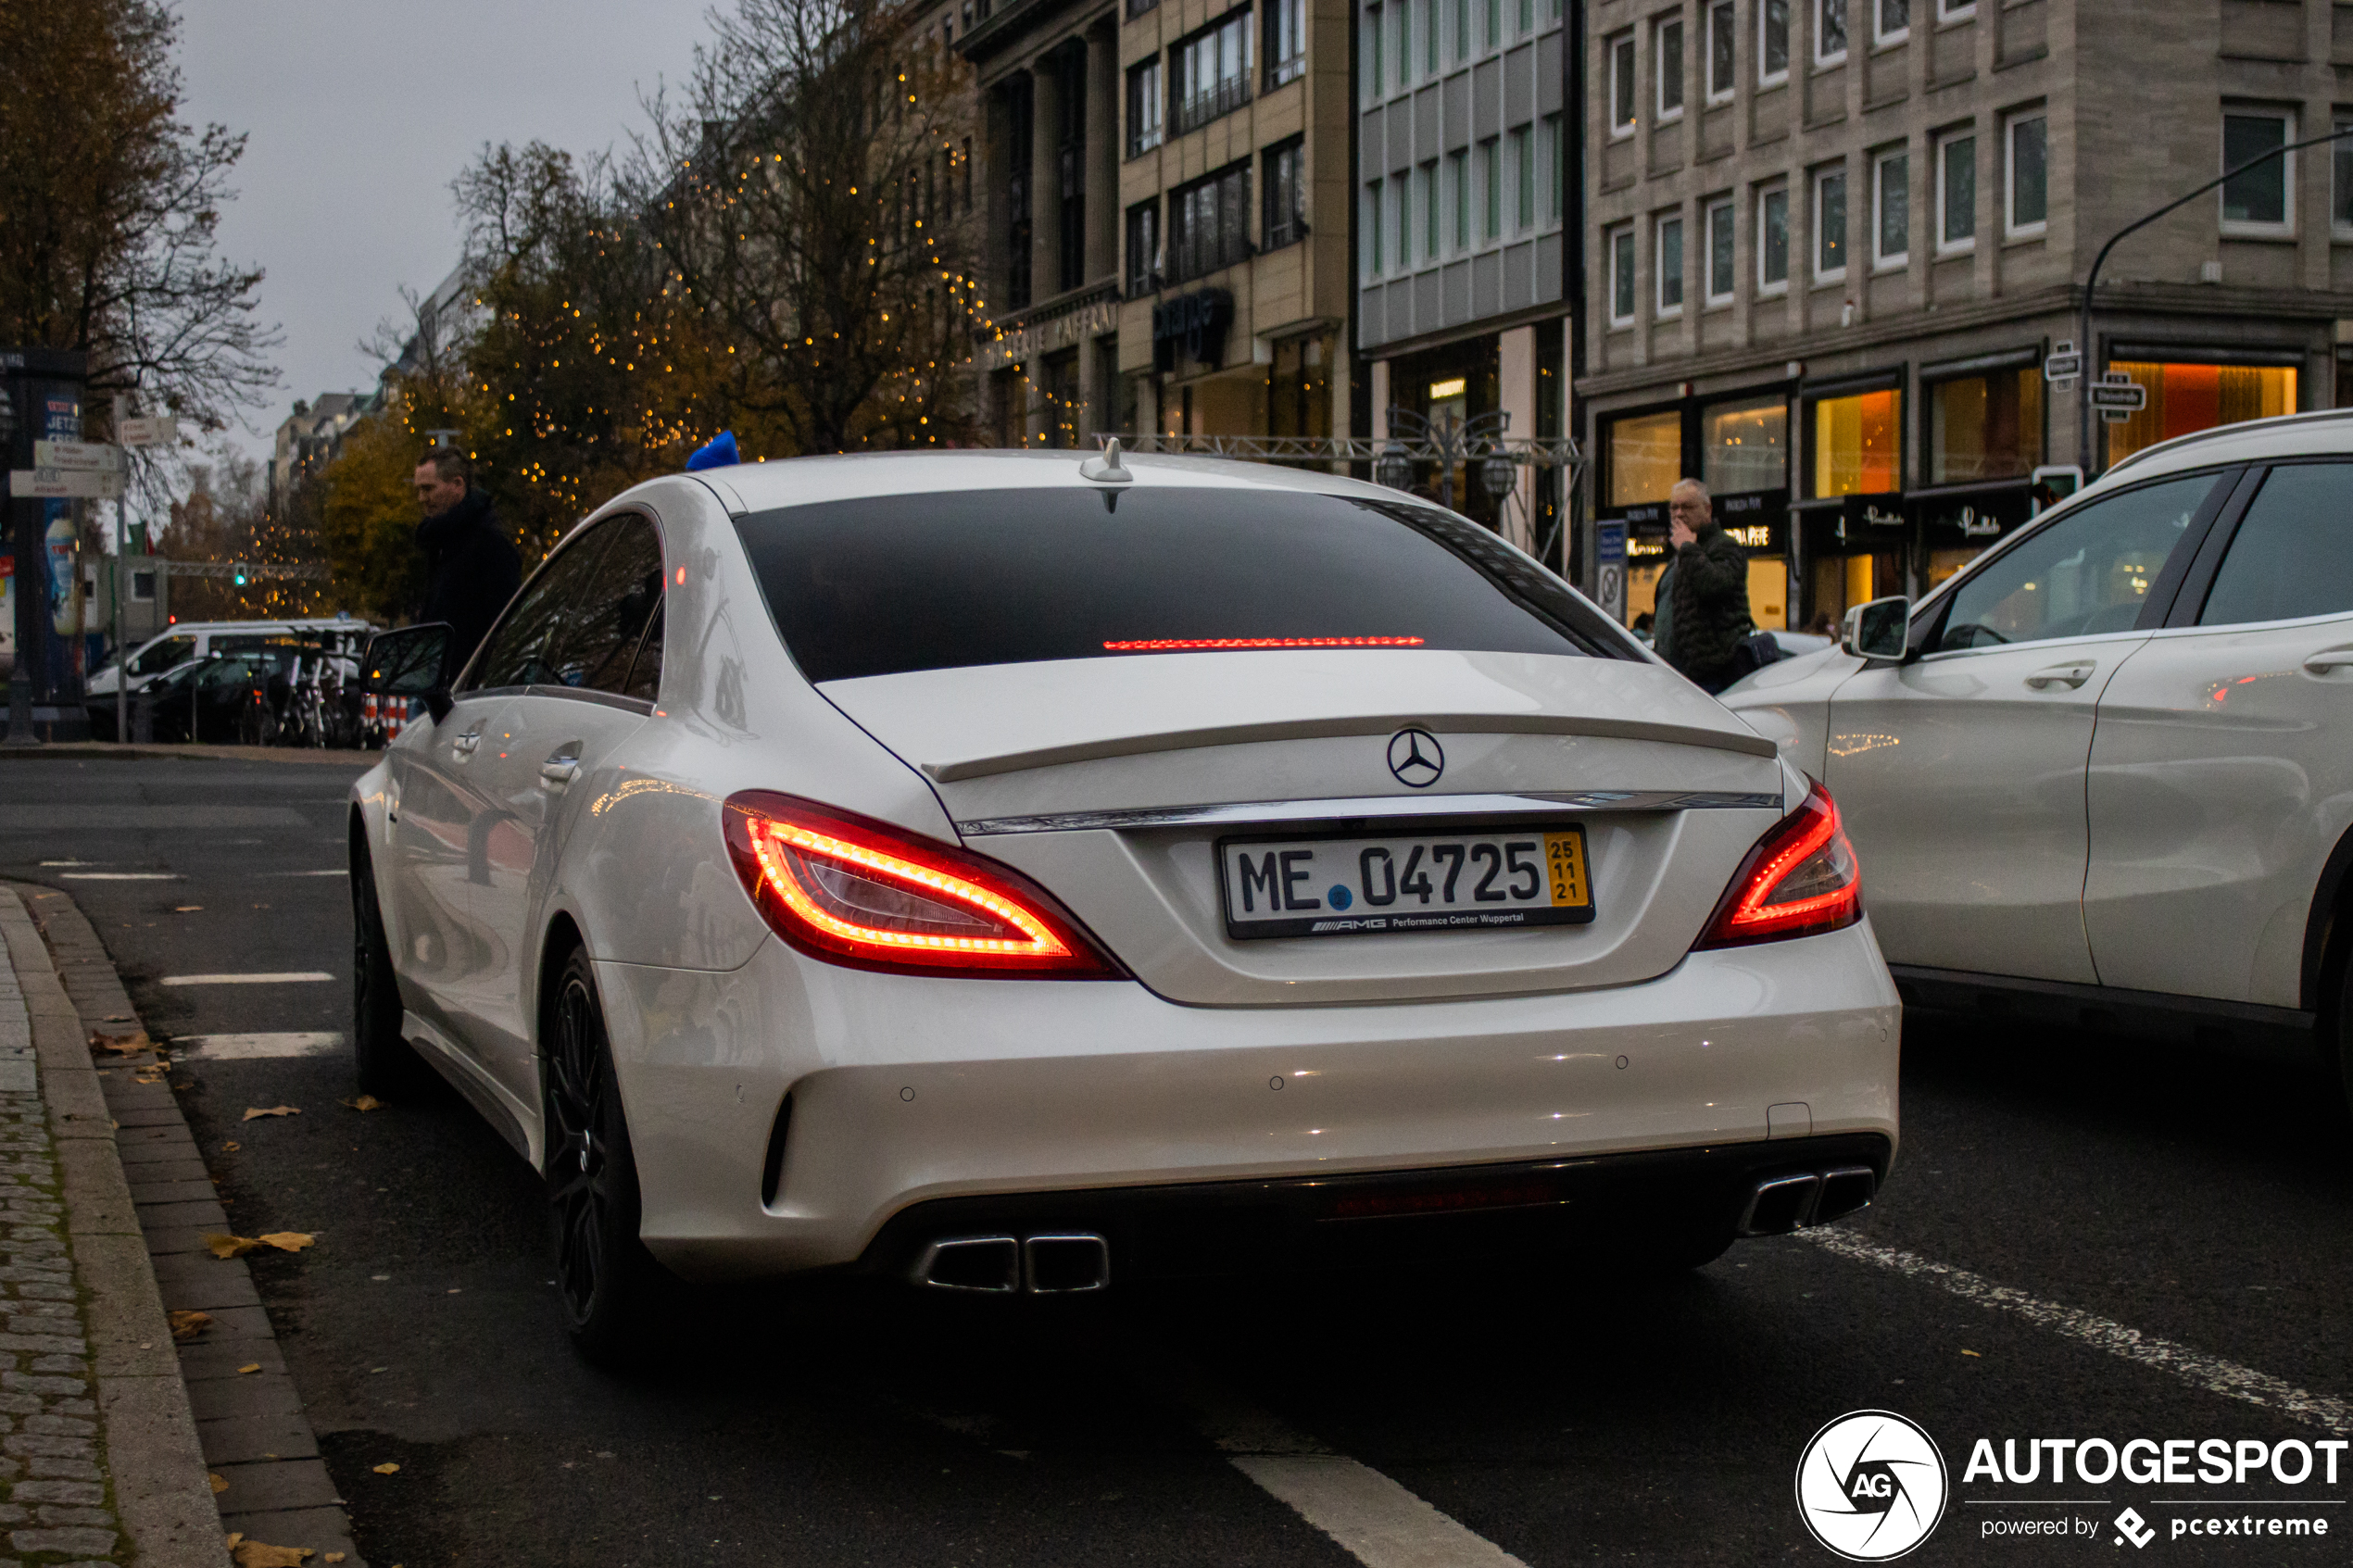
[543,945,667,1366]
[350,833,433,1099]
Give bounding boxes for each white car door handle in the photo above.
[2024,662,2095,690]
[539,756,581,787]
[2304,648,2353,674]
[451,726,482,757]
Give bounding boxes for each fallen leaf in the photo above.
[94,1033,151,1054]
[238,1362,261,1374]
[1961,1348,1982,1358]
[223,1141,241,1152]
[205,1235,261,1260]
[259,1232,315,1253]
[225,1535,242,1549]
[242,1105,301,1121]
[233,1542,314,1567]
[340,1095,383,1112]
[371,1461,400,1474]
[168,1310,211,1341]
[105,1012,133,1022]
[210,1472,229,1494]
[325,1557,346,1564]
[174,904,202,911]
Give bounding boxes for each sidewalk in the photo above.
[0,746,368,767]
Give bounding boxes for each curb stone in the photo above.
[9,885,369,1567]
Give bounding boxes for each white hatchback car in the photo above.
[1725,410,2353,1098]
[351,450,1898,1360]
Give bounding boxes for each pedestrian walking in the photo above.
[1655,478,1754,694]
[412,450,522,667]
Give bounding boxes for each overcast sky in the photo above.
[178,0,715,461]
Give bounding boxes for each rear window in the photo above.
[736,487,1629,683]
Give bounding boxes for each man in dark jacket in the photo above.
[1657,478,1753,694]
[412,450,522,667]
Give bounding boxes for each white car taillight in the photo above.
[723,791,1125,978]
[1697,782,1864,948]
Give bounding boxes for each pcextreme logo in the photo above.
[1795,1410,1952,1562]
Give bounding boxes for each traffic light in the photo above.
[233,562,246,585]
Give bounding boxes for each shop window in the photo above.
[1927,368,2042,483]
[1811,387,1902,496]
[1608,409,1684,508]
[2221,108,2293,234]
[2007,115,2047,234]
[1938,130,1975,251]
[1758,184,1790,291]
[2104,361,2296,467]
[1704,395,1789,495]
[1706,2,1736,102]
[1656,17,1684,120]
[1760,0,1790,85]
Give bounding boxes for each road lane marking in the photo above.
[175,1033,343,1060]
[1800,1228,2353,1434]
[1193,1394,1529,1568]
[59,872,182,882]
[159,972,336,986]
[270,869,348,877]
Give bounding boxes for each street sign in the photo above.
[2101,408,2133,424]
[8,468,124,499]
[31,439,123,472]
[2088,379,2147,412]
[2043,352,2083,383]
[117,415,178,446]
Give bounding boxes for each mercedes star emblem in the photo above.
[1387,728,1445,788]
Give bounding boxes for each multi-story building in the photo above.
[270,390,380,508]
[959,0,1357,447]
[1580,0,2353,633]
[1354,0,1577,551]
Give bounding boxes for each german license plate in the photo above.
[1217,825,1594,939]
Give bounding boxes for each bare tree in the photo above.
[628,0,984,453]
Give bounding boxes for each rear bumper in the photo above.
[593,918,1901,1282]
[864,1132,1894,1286]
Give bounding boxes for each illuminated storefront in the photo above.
[2103,360,2296,467]
[1598,386,1793,632]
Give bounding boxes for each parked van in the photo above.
[90,617,375,698]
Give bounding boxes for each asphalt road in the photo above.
[6,754,2351,1566]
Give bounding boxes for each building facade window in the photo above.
[1705,196,1736,301]
[1264,137,1307,248]
[1704,396,1790,495]
[1425,0,1440,73]
[1707,2,1736,101]
[1176,9,1253,132]
[1390,1,1408,91]
[2007,114,2047,234]
[1448,148,1468,249]
[1365,5,1384,103]
[1875,149,1908,266]
[1453,0,1469,60]
[1126,199,1161,295]
[1126,59,1163,157]
[1480,135,1502,238]
[1938,0,1974,19]
[1657,212,1685,316]
[1608,408,1684,507]
[1610,31,1637,133]
[1265,0,1306,88]
[1419,158,1440,256]
[1761,0,1790,84]
[2335,117,2353,233]
[1817,0,1847,65]
[1362,181,1383,278]
[1171,161,1251,282]
[1938,130,1976,250]
[1811,387,1903,496]
[1876,0,1908,44]
[2221,108,2294,233]
[2104,361,2296,466]
[1486,0,1501,48]
[1657,17,1684,119]
[1608,224,1637,324]
[1541,114,1564,223]
[1815,167,1847,280]
[1927,367,2043,483]
[1759,183,1791,290]
[1392,170,1411,267]
[1512,125,1535,229]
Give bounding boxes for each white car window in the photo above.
[541,517,663,696]
[468,526,621,692]
[2197,463,2353,626]
[1932,473,2220,652]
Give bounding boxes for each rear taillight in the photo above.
[1696,782,1863,948]
[722,791,1125,978]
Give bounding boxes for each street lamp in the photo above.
[2077,123,2353,479]
[1479,452,1520,500]
[1384,407,1512,511]
[1374,439,1413,492]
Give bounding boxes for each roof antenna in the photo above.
[1080,435,1133,485]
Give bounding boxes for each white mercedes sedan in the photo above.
[350,449,1898,1361]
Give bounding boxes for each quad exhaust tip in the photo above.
[914,1234,1110,1294]
[1738,1165,1876,1237]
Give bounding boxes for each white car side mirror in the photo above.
[1842,596,1912,663]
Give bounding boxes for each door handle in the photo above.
[2304,648,2353,674]
[538,753,581,787]
[2024,662,2095,690]
[451,726,482,757]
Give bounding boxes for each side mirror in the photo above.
[361,623,455,724]
[1842,596,1912,663]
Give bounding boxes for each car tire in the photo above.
[350,834,434,1100]
[543,945,671,1368]
[2334,947,2353,1126]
